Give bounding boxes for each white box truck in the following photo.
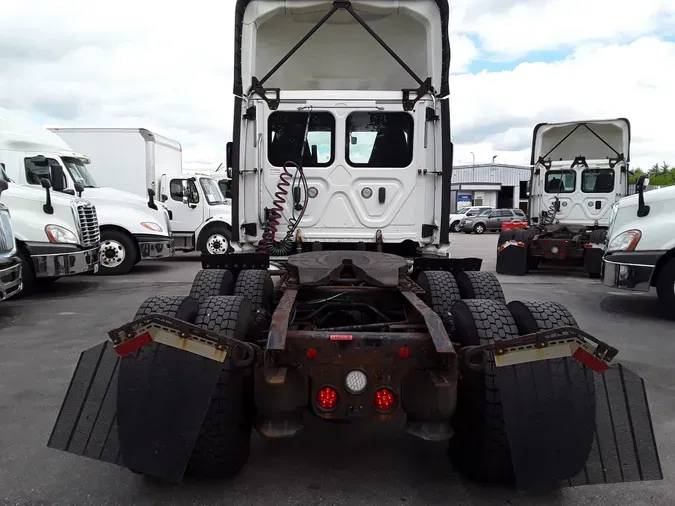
[0,109,173,275]
[49,128,234,255]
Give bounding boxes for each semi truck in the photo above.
[0,109,173,275]
[0,158,99,292]
[49,0,661,492]
[50,128,234,256]
[0,180,23,300]
[496,119,630,277]
[603,174,675,320]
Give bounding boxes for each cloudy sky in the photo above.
[1,0,674,170]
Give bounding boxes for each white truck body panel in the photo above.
[49,128,232,254]
[234,1,448,254]
[607,186,675,253]
[530,119,630,228]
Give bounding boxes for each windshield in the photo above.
[199,177,225,205]
[62,157,98,188]
[456,208,469,215]
[0,163,12,183]
[478,209,492,216]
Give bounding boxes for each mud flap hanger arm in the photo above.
[250,0,434,111]
[459,326,619,373]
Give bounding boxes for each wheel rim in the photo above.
[453,222,461,232]
[100,240,126,268]
[476,225,484,234]
[206,233,230,254]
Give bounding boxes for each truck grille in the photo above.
[0,208,15,254]
[75,202,100,247]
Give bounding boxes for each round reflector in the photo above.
[374,387,396,412]
[344,370,367,394]
[317,386,338,411]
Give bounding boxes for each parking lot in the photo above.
[1,232,673,506]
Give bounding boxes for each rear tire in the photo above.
[506,301,596,484]
[451,221,461,233]
[415,270,461,315]
[189,269,235,303]
[454,271,506,303]
[447,299,518,485]
[656,257,675,321]
[234,270,274,339]
[187,295,254,479]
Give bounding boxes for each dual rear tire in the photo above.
[417,270,596,486]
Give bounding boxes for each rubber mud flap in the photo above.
[48,342,124,466]
[496,362,663,489]
[116,341,224,482]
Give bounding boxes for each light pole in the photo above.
[492,155,498,164]
[470,151,475,167]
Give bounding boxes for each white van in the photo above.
[603,175,675,319]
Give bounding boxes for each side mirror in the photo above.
[0,180,8,195]
[161,193,168,202]
[40,178,54,214]
[226,142,233,169]
[147,187,158,210]
[351,136,357,145]
[74,182,84,197]
[636,174,650,218]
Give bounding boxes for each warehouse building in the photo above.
[450,163,532,213]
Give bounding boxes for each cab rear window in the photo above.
[268,111,335,167]
[545,170,576,193]
[346,112,414,168]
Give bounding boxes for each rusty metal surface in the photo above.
[107,314,258,368]
[266,289,298,351]
[400,291,455,354]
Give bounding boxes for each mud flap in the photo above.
[497,360,663,490]
[48,340,223,483]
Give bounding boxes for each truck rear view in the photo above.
[47,0,662,493]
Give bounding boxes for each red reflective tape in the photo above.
[572,346,607,373]
[114,331,153,357]
[330,334,353,341]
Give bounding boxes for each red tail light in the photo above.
[317,386,338,411]
[398,346,410,359]
[306,348,318,359]
[374,387,396,412]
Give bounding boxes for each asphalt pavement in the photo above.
[1,233,673,506]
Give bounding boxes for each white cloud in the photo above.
[0,0,674,170]
[451,36,675,169]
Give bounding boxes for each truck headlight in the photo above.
[607,229,641,252]
[45,224,79,244]
[141,221,163,232]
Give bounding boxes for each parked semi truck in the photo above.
[0,180,23,300]
[0,158,99,292]
[0,110,172,275]
[496,119,630,277]
[603,174,675,320]
[49,0,661,492]
[50,128,233,255]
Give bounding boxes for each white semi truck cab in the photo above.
[0,163,99,291]
[602,176,675,319]
[49,128,234,256]
[227,1,451,259]
[0,180,23,300]
[496,119,630,277]
[0,110,173,275]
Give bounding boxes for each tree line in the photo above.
[629,162,674,186]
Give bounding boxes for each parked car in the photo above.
[461,208,526,234]
[449,206,492,232]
